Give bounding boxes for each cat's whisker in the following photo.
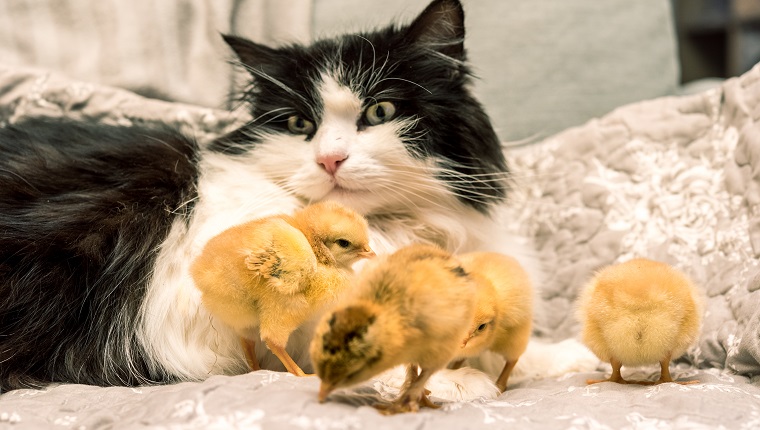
[143,136,195,159]
[435,159,504,170]
[171,195,200,215]
[230,116,260,133]
[375,162,498,182]
[382,170,505,190]
[507,172,567,182]
[380,165,511,192]
[273,183,303,197]
[241,63,314,110]
[382,180,504,207]
[416,167,512,181]
[515,198,588,211]
[371,77,433,95]
[376,169,508,204]
[427,48,466,68]
[354,36,378,92]
[252,107,295,123]
[365,51,394,96]
[372,184,449,213]
[434,154,509,169]
[368,177,474,212]
[429,182,506,197]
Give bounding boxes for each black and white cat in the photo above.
[0,0,582,395]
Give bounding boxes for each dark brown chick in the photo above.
[310,244,477,414]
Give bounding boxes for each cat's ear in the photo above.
[405,0,465,60]
[222,34,280,70]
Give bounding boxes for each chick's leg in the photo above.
[403,364,419,388]
[240,338,261,371]
[656,353,674,384]
[495,358,518,392]
[402,366,439,410]
[376,364,439,415]
[375,365,419,414]
[450,359,466,370]
[263,338,311,377]
[656,352,698,385]
[587,357,628,385]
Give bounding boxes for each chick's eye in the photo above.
[336,239,351,248]
[287,115,315,135]
[476,323,488,332]
[364,101,396,126]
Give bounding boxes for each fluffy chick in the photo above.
[453,252,533,392]
[191,201,374,376]
[577,258,704,385]
[311,244,477,414]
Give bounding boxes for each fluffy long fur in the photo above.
[0,0,548,393]
[0,120,198,388]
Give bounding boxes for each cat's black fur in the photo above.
[0,120,197,390]
[0,0,508,391]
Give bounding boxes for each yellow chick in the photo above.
[310,244,477,414]
[191,201,375,376]
[577,258,704,385]
[453,252,533,392]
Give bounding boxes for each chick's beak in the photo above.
[461,334,473,348]
[318,382,334,403]
[359,248,376,259]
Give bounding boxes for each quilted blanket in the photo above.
[1,63,760,429]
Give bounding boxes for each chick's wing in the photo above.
[243,218,317,295]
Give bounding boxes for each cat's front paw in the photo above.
[372,365,500,402]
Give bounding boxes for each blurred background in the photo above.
[1,0,758,142]
[672,0,760,84]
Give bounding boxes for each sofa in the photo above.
[2,1,760,428]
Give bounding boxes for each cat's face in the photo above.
[214,0,508,216]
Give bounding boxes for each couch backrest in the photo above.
[0,0,679,142]
[310,0,680,142]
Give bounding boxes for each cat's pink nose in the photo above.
[317,154,347,175]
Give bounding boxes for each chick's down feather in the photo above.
[311,244,477,414]
[191,201,374,376]
[455,252,533,392]
[577,258,704,385]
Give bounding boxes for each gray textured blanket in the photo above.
[1,63,760,429]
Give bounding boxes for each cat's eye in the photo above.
[287,115,315,135]
[336,239,351,248]
[364,101,396,126]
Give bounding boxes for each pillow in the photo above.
[0,65,243,142]
[0,0,235,109]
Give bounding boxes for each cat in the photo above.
[0,0,562,394]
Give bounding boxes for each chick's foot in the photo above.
[374,389,439,415]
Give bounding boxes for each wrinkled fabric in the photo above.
[504,63,760,380]
[1,370,760,429]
